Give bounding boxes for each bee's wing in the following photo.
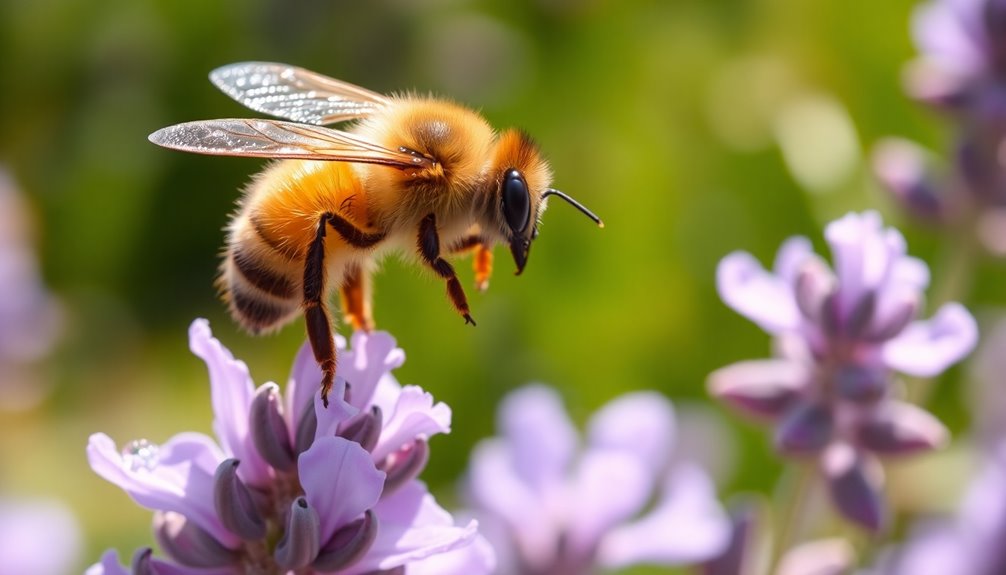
[148,119,435,169]
[210,62,390,126]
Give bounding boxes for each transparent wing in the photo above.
[210,62,390,125]
[148,119,435,169]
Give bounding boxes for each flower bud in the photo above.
[794,259,836,324]
[846,290,877,339]
[872,138,946,221]
[707,360,805,419]
[131,548,154,575]
[855,402,948,455]
[250,383,296,471]
[775,402,833,454]
[380,439,430,495]
[154,511,238,568]
[338,405,383,453]
[822,444,885,532]
[833,365,887,403]
[213,459,266,540]
[274,497,321,570]
[314,509,377,572]
[295,401,319,456]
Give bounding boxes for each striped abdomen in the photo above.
[219,159,371,334]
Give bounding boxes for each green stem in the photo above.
[769,464,817,573]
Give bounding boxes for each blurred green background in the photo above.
[0,0,991,571]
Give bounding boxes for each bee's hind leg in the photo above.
[340,262,375,332]
[304,212,385,407]
[418,214,476,326]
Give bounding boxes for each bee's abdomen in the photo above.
[220,243,301,334]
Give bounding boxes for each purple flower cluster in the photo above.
[464,384,730,575]
[86,320,492,575]
[710,211,977,531]
[874,0,1006,249]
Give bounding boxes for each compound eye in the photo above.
[502,169,531,234]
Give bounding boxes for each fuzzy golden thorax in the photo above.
[351,96,496,230]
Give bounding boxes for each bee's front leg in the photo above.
[304,212,386,407]
[449,234,494,292]
[418,214,476,326]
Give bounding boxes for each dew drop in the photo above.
[122,439,160,472]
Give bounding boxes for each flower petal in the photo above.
[778,538,854,575]
[344,481,479,574]
[586,391,675,474]
[0,498,81,575]
[406,534,496,575]
[339,331,406,411]
[312,379,359,440]
[597,463,731,568]
[300,436,385,544]
[188,319,271,487]
[912,0,986,72]
[85,549,130,575]
[883,302,978,377]
[825,211,905,316]
[773,236,815,284]
[702,499,761,575]
[707,359,808,419]
[565,450,654,558]
[716,251,801,334]
[372,385,451,462]
[87,432,239,548]
[466,439,559,570]
[497,384,578,491]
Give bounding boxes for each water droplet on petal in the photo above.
[122,439,160,472]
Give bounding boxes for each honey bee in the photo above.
[149,62,602,405]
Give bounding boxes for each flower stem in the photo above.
[770,464,817,572]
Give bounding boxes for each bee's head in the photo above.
[485,129,602,275]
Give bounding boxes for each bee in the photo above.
[149,62,602,406]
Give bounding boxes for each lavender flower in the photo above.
[0,497,81,575]
[908,0,1006,113]
[868,442,1006,575]
[0,167,62,409]
[874,0,1006,243]
[465,384,730,575]
[710,211,977,531]
[87,319,491,574]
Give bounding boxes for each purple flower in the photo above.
[876,0,1006,234]
[0,497,81,575]
[909,0,1006,109]
[870,442,1006,575]
[87,319,490,574]
[711,211,977,531]
[465,384,730,575]
[0,168,63,409]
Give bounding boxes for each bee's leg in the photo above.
[339,262,375,332]
[449,235,493,292]
[419,214,476,326]
[473,243,493,292]
[305,213,385,407]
